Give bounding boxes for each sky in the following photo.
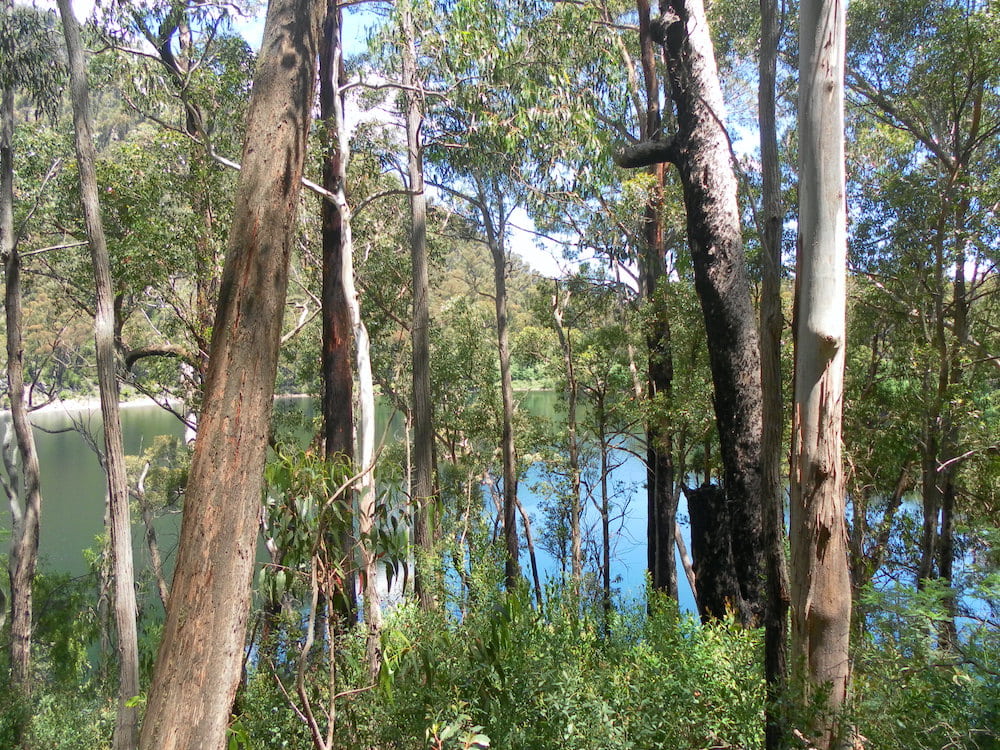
[44,0,569,277]
[232,5,569,278]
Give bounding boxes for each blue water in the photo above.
[4,394,695,615]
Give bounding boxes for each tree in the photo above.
[318,0,357,625]
[398,0,437,609]
[57,1,141,745]
[617,0,766,623]
[847,0,1000,641]
[757,0,791,741]
[320,0,383,676]
[550,280,584,585]
[790,0,852,744]
[139,0,324,745]
[1,4,61,736]
[633,0,679,601]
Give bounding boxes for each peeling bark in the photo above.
[790,0,852,744]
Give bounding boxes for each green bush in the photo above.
[851,584,1000,750]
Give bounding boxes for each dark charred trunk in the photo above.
[657,0,767,624]
[687,483,742,621]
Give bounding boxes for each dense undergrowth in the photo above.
[1,566,997,749]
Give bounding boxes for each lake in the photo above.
[1,393,696,614]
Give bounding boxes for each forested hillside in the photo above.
[1,0,997,748]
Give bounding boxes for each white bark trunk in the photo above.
[330,35,382,676]
[791,0,852,745]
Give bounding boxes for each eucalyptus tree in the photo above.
[419,0,552,590]
[757,0,790,740]
[0,2,62,727]
[550,279,584,584]
[139,1,324,745]
[847,0,1000,638]
[98,0,254,412]
[790,0,851,744]
[58,2,142,745]
[318,0,383,675]
[317,0,358,627]
[615,0,767,623]
[366,0,438,606]
[398,0,438,610]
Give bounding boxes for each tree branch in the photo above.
[613,137,680,168]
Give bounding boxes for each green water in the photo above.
[2,404,187,579]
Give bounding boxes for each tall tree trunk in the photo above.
[552,282,583,586]
[139,1,324,746]
[636,0,678,600]
[2,72,44,737]
[479,186,520,591]
[400,0,436,610]
[790,0,852,744]
[58,4,141,747]
[655,0,767,623]
[319,0,357,625]
[514,495,543,608]
[598,409,612,619]
[757,0,791,743]
[323,14,383,676]
[135,463,170,610]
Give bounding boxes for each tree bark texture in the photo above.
[401,0,437,610]
[636,0,678,600]
[58,3,141,746]
[687,483,740,620]
[3,73,44,716]
[552,283,583,586]
[139,2,324,747]
[319,0,357,625]
[479,185,520,591]
[790,0,852,744]
[323,7,383,675]
[657,0,766,624]
[758,0,791,742]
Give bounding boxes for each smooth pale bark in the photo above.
[138,1,324,746]
[3,68,44,725]
[514,495,543,607]
[790,0,852,745]
[758,0,791,743]
[400,0,436,610]
[324,11,383,675]
[135,463,170,610]
[58,3,141,746]
[319,0,357,624]
[656,0,767,623]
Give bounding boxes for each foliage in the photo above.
[266,583,768,750]
[853,583,1000,749]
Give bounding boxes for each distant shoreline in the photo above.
[18,395,182,419]
[4,392,313,420]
